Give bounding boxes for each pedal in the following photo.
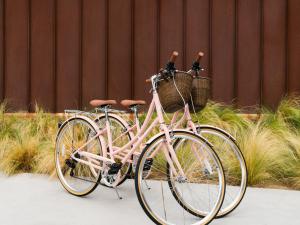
[108,163,122,175]
[65,153,80,169]
[74,152,80,159]
[65,159,76,169]
[143,158,153,171]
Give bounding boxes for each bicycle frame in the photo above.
[133,104,197,134]
[170,104,197,131]
[133,103,213,167]
[69,79,186,186]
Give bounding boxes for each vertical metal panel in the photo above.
[30,0,55,111]
[0,0,3,101]
[130,0,134,98]
[186,0,210,76]
[159,0,184,69]
[288,0,300,94]
[134,0,157,102]
[211,0,236,103]
[79,0,83,110]
[53,0,57,112]
[4,0,29,111]
[262,0,287,109]
[259,0,264,108]
[107,0,132,103]
[56,0,81,111]
[236,0,261,108]
[82,0,106,109]
[156,0,160,72]
[133,0,157,103]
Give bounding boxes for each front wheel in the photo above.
[135,131,225,225]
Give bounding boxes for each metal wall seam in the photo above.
[182,0,186,70]
[2,0,5,101]
[78,0,83,109]
[131,0,135,99]
[234,0,238,105]
[285,0,289,94]
[208,0,213,98]
[105,0,108,99]
[156,0,160,71]
[53,0,57,112]
[259,0,264,107]
[28,0,31,111]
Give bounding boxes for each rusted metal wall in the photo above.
[0,0,299,112]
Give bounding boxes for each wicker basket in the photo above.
[157,72,193,113]
[189,76,210,112]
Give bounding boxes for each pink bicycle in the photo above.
[55,52,226,225]
[94,52,247,218]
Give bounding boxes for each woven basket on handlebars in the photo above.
[157,71,193,113]
[189,76,210,112]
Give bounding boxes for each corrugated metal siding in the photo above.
[0,0,299,112]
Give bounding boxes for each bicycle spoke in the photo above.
[135,131,225,225]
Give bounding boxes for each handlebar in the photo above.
[191,51,204,73]
[194,52,204,64]
[146,51,179,83]
[169,51,179,64]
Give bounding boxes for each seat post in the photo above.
[104,105,110,121]
[130,105,139,121]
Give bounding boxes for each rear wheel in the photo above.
[55,117,102,196]
[196,126,247,217]
[135,131,225,225]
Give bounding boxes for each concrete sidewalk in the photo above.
[0,174,299,225]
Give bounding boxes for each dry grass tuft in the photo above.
[0,135,40,175]
[0,97,299,190]
[0,103,58,176]
[239,122,284,186]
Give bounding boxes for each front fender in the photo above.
[145,129,213,148]
[56,115,102,142]
[195,125,237,141]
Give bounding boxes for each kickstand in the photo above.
[114,187,123,200]
[144,180,151,190]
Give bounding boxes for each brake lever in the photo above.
[192,63,205,77]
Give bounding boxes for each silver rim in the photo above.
[136,131,225,225]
